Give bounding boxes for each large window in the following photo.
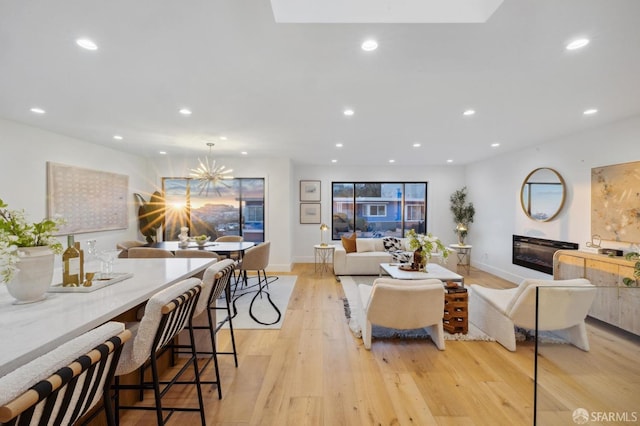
[162,178,265,243]
[332,182,427,239]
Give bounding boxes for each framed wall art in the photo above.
[47,162,129,234]
[300,180,321,202]
[591,160,640,242]
[300,203,321,224]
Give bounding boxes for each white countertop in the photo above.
[0,257,216,377]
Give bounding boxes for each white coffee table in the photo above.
[379,263,464,285]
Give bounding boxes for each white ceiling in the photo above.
[270,0,504,23]
[1,0,639,166]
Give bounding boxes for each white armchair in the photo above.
[469,278,596,351]
[358,278,446,350]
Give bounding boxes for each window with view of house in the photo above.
[162,177,265,243]
[364,204,387,217]
[332,182,427,239]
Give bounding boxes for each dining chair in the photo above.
[213,236,243,260]
[237,241,271,293]
[174,250,219,279]
[174,259,238,399]
[174,250,220,259]
[116,240,147,258]
[112,278,206,426]
[0,322,131,426]
[126,247,174,258]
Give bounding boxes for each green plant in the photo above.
[406,229,450,261]
[0,198,64,283]
[622,252,640,287]
[134,192,165,243]
[450,187,475,239]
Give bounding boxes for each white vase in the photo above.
[4,246,55,304]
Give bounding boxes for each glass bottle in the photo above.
[74,241,84,285]
[62,235,81,286]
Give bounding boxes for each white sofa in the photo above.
[334,238,393,275]
[333,237,457,276]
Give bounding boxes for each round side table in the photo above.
[314,244,335,274]
[449,244,472,275]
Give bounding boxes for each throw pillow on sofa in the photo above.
[356,238,378,253]
[341,233,357,253]
[382,236,402,251]
[382,236,412,263]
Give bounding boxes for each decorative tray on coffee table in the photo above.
[48,272,134,293]
[398,264,419,271]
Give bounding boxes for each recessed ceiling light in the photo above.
[76,38,98,51]
[159,151,167,155]
[343,109,354,116]
[463,109,475,116]
[113,135,123,140]
[30,107,45,114]
[583,108,598,115]
[491,142,500,148]
[331,159,338,163]
[413,143,421,148]
[220,136,228,140]
[179,108,192,115]
[566,38,590,50]
[389,159,395,163]
[335,143,343,148]
[361,40,378,51]
[241,151,248,155]
[447,159,454,163]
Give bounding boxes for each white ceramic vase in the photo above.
[4,246,55,304]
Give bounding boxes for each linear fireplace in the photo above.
[512,235,578,274]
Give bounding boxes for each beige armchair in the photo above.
[358,278,446,350]
[469,278,596,351]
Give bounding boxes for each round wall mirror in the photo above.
[520,168,566,221]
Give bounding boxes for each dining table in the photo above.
[0,257,216,377]
[150,240,256,258]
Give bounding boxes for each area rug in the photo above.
[218,275,296,330]
[339,275,495,342]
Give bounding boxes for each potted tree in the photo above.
[450,187,475,245]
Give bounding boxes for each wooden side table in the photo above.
[449,244,472,274]
[314,244,335,274]
[443,284,468,334]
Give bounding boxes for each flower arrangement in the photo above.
[406,229,450,263]
[0,198,64,283]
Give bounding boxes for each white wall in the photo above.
[5,114,638,277]
[0,118,151,266]
[292,164,467,263]
[466,115,640,284]
[147,156,294,271]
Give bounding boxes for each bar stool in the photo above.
[0,322,130,426]
[112,278,205,426]
[174,259,238,399]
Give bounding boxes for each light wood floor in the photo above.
[119,264,640,426]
